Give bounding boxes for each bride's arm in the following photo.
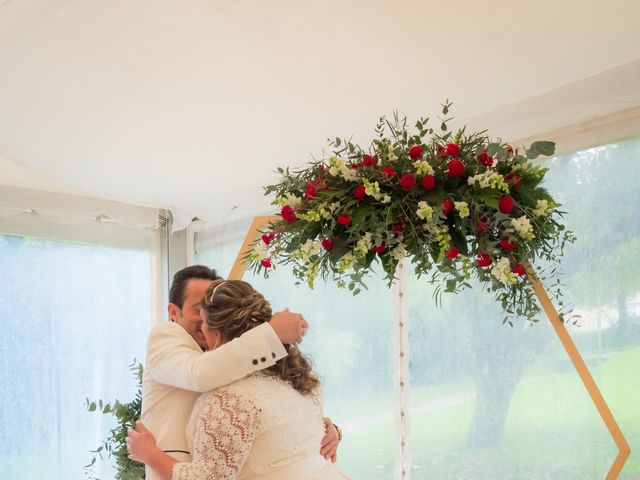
[128,391,261,480]
[171,391,261,480]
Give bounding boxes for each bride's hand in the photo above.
[320,417,340,463]
[126,420,158,463]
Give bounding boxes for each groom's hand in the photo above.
[269,309,308,344]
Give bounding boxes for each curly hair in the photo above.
[200,280,319,395]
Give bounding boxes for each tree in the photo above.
[463,286,551,448]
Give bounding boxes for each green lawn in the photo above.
[337,346,640,479]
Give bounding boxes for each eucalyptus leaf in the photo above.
[526,140,556,159]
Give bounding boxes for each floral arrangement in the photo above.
[248,102,575,323]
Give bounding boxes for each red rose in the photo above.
[512,263,526,276]
[442,199,454,215]
[382,166,397,177]
[445,247,459,259]
[476,252,493,268]
[422,174,436,190]
[392,218,405,236]
[498,196,515,214]
[499,238,517,251]
[261,232,275,245]
[281,205,297,223]
[337,214,351,225]
[444,143,460,157]
[321,238,335,250]
[261,258,272,268]
[400,173,416,191]
[304,181,317,200]
[448,159,465,176]
[436,144,445,155]
[351,161,363,169]
[354,184,367,202]
[478,151,494,167]
[505,172,521,189]
[506,146,514,154]
[477,216,489,233]
[409,145,424,160]
[372,243,386,254]
[362,155,377,167]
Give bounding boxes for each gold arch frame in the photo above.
[228,215,631,479]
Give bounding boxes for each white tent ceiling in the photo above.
[1,0,639,228]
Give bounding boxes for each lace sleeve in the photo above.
[171,391,261,480]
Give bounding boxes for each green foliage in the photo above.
[526,141,556,159]
[84,361,145,480]
[250,102,576,324]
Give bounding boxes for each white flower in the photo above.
[316,203,332,220]
[363,179,391,203]
[454,201,470,219]
[467,171,509,193]
[511,215,535,241]
[305,262,319,288]
[328,155,359,181]
[250,242,269,261]
[364,180,381,198]
[416,201,434,221]
[320,207,332,220]
[300,239,321,259]
[434,226,452,249]
[354,233,373,257]
[329,202,341,214]
[273,192,303,209]
[412,160,434,176]
[491,257,517,285]
[328,156,345,176]
[337,253,355,272]
[391,244,407,261]
[533,199,553,217]
[341,166,359,182]
[296,209,321,222]
[386,142,399,162]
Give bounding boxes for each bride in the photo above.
[127,279,350,479]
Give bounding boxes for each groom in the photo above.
[141,265,341,480]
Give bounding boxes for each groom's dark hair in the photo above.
[169,265,221,308]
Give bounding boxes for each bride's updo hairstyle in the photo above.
[201,280,319,395]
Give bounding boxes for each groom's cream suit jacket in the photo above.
[141,320,287,480]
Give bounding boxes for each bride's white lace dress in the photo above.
[171,372,350,479]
